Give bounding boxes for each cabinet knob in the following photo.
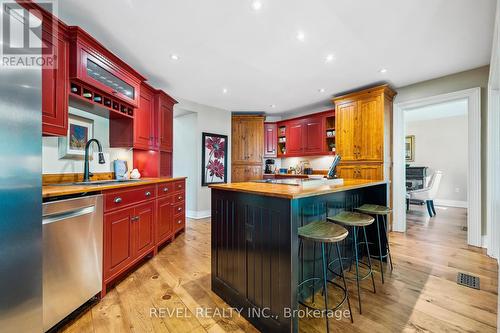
[177,184,182,189]
[177,219,182,224]
[114,197,122,204]
[178,195,182,200]
[163,187,169,192]
[177,207,182,212]
[145,191,151,197]
[131,216,139,222]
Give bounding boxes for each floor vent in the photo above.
[457,272,480,290]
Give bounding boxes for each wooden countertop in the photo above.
[209,179,387,199]
[42,177,186,198]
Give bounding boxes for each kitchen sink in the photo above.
[52,179,143,186]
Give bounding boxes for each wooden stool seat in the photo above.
[327,211,374,227]
[356,204,391,215]
[298,221,348,243]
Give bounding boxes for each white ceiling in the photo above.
[405,99,467,122]
[56,0,496,114]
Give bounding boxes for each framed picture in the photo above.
[202,132,228,186]
[405,135,415,162]
[58,114,94,160]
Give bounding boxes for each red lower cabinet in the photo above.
[104,208,134,281]
[156,196,173,245]
[134,201,155,258]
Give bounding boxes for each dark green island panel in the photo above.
[210,180,388,332]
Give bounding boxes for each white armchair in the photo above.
[407,171,443,217]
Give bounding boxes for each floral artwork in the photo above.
[202,133,228,186]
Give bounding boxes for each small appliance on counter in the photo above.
[264,159,276,174]
[113,160,129,180]
[279,168,288,174]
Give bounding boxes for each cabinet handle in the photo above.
[145,191,151,197]
[178,195,182,200]
[163,187,169,192]
[177,184,182,189]
[114,197,122,204]
[131,216,139,222]
[177,219,182,224]
[177,207,182,212]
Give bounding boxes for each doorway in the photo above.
[393,88,482,247]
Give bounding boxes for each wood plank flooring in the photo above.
[60,205,498,333]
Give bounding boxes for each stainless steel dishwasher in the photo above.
[42,194,103,331]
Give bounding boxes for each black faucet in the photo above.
[83,139,105,182]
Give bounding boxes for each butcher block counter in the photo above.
[209,178,388,332]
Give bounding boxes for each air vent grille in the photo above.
[457,272,480,290]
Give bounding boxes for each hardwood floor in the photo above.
[61,205,498,333]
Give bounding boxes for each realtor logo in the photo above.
[1,1,57,68]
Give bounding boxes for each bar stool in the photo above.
[356,204,394,284]
[327,211,376,314]
[298,221,353,332]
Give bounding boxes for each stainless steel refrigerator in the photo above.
[0,2,43,332]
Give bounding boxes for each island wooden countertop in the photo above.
[209,179,387,199]
[43,177,187,199]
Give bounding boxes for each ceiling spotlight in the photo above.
[251,0,262,11]
[170,54,179,61]
[379,68,387,73]
[270,104,276,108]
[318,88,325,93]
[222,88,228,94]
[325,54,335,63]
[296,31,305,42]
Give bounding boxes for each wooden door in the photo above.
[134,86,154,150]
[104,208,134,279]
[231,117,247,163]
[358,164,383,180]
[335,101,358,161]
[287,120,304,155]
[264,123,277,158]
[358,96,383,161]
[42,29,69,136]
[247,165,263,181]
[336,165,358,179]
[245,118,264,163]
[232,165,247,182]
[303,116,323,154]
[133,201,155,258]
[158,94,174,152]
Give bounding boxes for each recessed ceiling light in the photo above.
[296,31,305,42]
[170,54,179,61]
[379,68,387,73]
[222,88,228,94]
[325,54,335,63]
[20,84,31,89]
[270,104,276,108]
[318,88,325,93]
[251,0,262,11]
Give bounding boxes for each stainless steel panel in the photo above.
[0,4,42,333]
[42,195,103,331]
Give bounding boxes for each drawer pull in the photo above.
[163,187,169,192]
[178,195,182,200]
[177,184,182,189]
[131,216,139,222]
[177,207,182,212]
[145,191,151,197]
[114,197,122,204]
[177,220,182,224]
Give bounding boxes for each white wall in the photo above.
[42,106,132,174]
[173,99,232,219]
[406,115,468,205]
[173,112,198,213]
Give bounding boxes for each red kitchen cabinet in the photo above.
[156,196,173,245]
[104,208,134,281]
[157,91,176,152]
[134,201,155,258]
[68,26,145,108]
[134,83,155,150]
[264,123,277,158]
[303,116,323,154]
[287,121,305,155]
[40,11,69,136]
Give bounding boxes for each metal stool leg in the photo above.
[362,226,376,294]
[336,243,353,323]
[321,243,330,333]
[382,215,394,271]
[353,226,362,314]
[375,215,385,284]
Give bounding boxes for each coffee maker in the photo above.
[264,159,276,174]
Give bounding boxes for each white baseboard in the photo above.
[186,210,211,219]
[433,199,468,208]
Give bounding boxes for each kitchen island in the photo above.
[209,179,388,332]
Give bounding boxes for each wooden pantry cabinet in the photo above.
[333,84,395,180]
[232,115,264,182]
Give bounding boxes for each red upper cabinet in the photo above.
[287,120,305,155]
[68,26,145,108]
[264,123,277,158]
[303,115,323,154]
[134,83,155,150]
[156,90,177,152]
